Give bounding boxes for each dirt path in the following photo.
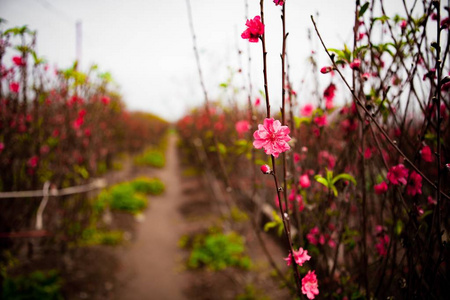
[114,133,188,300]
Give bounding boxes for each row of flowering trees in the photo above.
[179,0,449,298]
[0,23,168,243]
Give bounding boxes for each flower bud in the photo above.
[350,59,361,70]
[320,66,334,74]
[260,164,271,174]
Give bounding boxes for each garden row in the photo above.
[2,175,165,299]
[0,22,169,298]
[178,0,449,298]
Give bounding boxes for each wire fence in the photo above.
[0,178,107,235]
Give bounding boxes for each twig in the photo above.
[310,15,450,201]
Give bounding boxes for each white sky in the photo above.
[1,0,406,121]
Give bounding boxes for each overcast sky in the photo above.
[1,0,406,121]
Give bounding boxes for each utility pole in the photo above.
[75,20,82,70]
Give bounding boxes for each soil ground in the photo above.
[6,133,291,299]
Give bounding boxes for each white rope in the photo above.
[0,178,107,199]
[35,181,51,230]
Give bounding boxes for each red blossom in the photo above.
[101,96,110,105]
[27,155,39,168]
[364,147,373,159]
[420,145,433,162]
[349,59,361,70]
[406,171,422,196]
[341,118,358,133]
[374,181,388,195]
[362,72,370,81]
[300,104,314,116]
[428,196,437,206]
[273,0,285,5]
[375,234,390,257]
[323,83,336,102]
[314,115,327,127]
[357,32,365,41]
[318,150,336,169]
[320,66,333,74]
[10,82,19,93]
[84,128,92,137]
[73,117,84,129]
[241,16,264,43]
[40,145,50,155]
[12,56,26,66]
[78,109,87,118]
[52,129,60,137]
[260,164,271,174]
[387,164,409,185]
[400,20,407,30]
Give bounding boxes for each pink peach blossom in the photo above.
[300,103,314,116]
[299,174,311,188]
[235,120,251,137]
[253,118,291,158]
[302,270,319,299]
[284,247,311,266]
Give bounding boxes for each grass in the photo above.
[186,230,251,271]
[2,270,63,300]
[129,177,165,195]
[92,176,165,215]
[134,148,165,168]
[81,227,124,246]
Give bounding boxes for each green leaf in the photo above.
[264,221,277,232]
[395,220,403,236]
[331,173,357,186]
[294,116,311,128]
[331,185,338,197]
[359,2,370,18]
[5,25,29,35]
[255,159,268,166]
[326,169,334,183]
[217,143,227,155]
[74,165,89,179]
[343,44,352,62]
[315,176,329,188]
[219,83,228,88]
[259,89,265,98]
[328,48,345,60]
[373,15,390,24]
